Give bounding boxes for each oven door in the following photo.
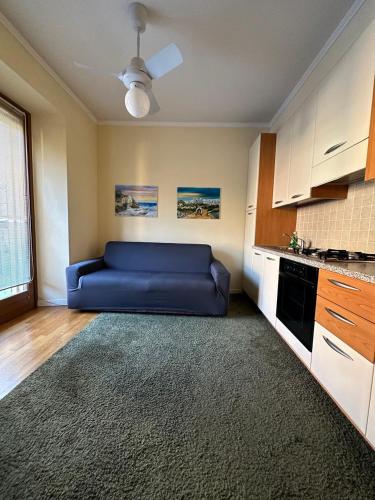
[276,270,317,352]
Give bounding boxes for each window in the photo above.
[0,95,36,323]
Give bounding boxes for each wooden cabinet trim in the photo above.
[254,133,297,247]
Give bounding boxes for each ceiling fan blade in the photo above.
[146,89,160,115]
[145,43,183,80]
[74,61,120,78]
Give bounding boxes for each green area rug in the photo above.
[1,295,374,499]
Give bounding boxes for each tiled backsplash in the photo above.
[296,180,375,253]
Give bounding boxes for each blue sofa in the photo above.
[66,242,230,316]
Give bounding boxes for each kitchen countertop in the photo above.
[253,245,375,284]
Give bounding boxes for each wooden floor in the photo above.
[0,307,97,399]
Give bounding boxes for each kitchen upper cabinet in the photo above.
[312,322,374,434]
[272,122,291,208]
[312,20,375,186]
[259,252,280,326]
[366,371,375,448]
[288,94,317,203]
[246,136,261,211]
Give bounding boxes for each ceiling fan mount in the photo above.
[128,2,148,34]
[74,2,183,118]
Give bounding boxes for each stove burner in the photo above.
[302,248,375,262]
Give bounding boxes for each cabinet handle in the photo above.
[266,256,275,261]
[325,307,356,326]
[247,211,254,215]
[324,141,347,155]
[291,193,304,199]
[254,252,261,256]
[328,278,360,291]
[248,204,254,208]
[274,200,283,205]
[323,335,353,361]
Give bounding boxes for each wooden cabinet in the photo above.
[315,295,375,363]
[366,372,375,447]
[246,136,260,211]
[311,322,374,434]
[318,269,375,324]
[272,122,291,208]
[259,252,280,326]
[288,94,316,203]
[312,20,375,186]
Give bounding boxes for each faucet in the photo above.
[297,237,306,254]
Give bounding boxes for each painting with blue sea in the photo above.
[115,185,158,217]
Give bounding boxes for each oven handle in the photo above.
[325,307,356,326]
[279,271,317,288]
[323,335,353,361]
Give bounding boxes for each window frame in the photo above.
[0,92,37,324]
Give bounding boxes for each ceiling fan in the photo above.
[74,2,183,118]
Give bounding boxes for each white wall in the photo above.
[98,125,260,291]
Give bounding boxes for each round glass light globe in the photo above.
[125,85,150,118]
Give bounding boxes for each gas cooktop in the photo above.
[301,248,375,262]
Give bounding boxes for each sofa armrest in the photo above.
[210,259,230,298]
[66,257,104,290]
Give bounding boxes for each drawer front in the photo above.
[312,322,374,433]
[315,295,375,362]
[318,269,375,323]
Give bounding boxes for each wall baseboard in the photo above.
[38,298,68,307]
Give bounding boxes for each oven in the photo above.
[276,258,319,352]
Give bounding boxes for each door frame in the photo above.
[0,93,37,324]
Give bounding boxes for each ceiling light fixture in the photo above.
[74,2,183,119]
[124,82,150,118]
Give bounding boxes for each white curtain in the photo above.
[0,103,31,293]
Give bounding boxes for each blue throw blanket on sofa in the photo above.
[66,242,230,316]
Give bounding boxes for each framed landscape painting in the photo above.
[115,185,158,217]
[177,187,221,219]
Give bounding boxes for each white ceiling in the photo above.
[0,0,357,123]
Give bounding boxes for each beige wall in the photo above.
[98,126,260,291]
[0,19,98,303]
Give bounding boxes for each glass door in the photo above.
[0,94,36,324]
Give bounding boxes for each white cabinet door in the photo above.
[259,253,280,326]
[243,245,253,298]
[248,249,264,306]
[311,322,373,433]
[243,209,256,246]
[272,121,291,208]
[366,372,375,448]
[288,94,317,203]
[313,21,375,168]
[246,136,261,211]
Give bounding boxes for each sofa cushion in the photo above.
[104,242,212,273]
[80,269,216,294]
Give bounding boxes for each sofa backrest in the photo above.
[104,241,212,273]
